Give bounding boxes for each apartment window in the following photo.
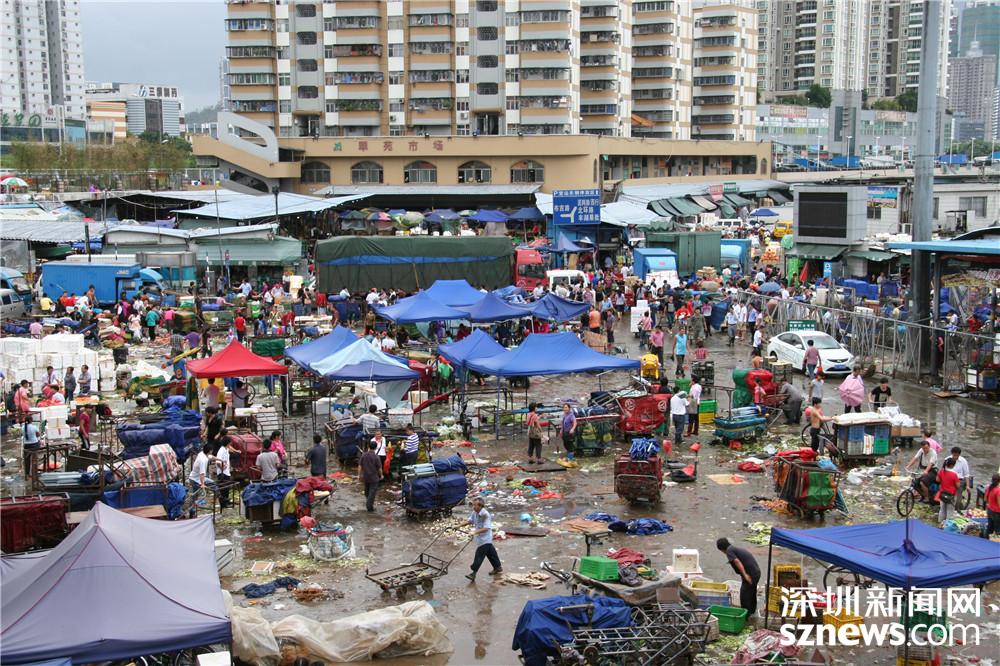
[457,124,471,135]
[477,26,498,40]
[505,42,519,55]
[456,98,470,111]
[296,4,316,18]
[458,161,492,183]
[279,100,291,112]
[960,197,987,217]
[390,125,404,136]
[477,82,498,94]
[634,1,673,11]
[228,73,276,85]
[505,68,519,82]
[323,18,336,31]
[411,42,453,54]
[520,10,567,23]
[227,46,276,58]
[226,18,274,31]
[404,160,437,183]
[278,47,289,59]
[505,12,520,26]
[506,97,520,110]
[301,161,330,184]
[511,159,544,183]
[351,161,383,184]
[298,59,318,72]
[821,65,832,74]
[823,10,834,19]
[457,14,469,27]
[390,99,405,112]
[389,44,403,57]
[478,55,499,68]
[783,15,791,24]
[297,32,317,45]
[867,206,882,220]
[326,99,382,111]
[297,86,319,98]
[328,71,384,84]
[477,1,499,10]
[456,41,468,55]
[457,69,470,83]
[278,73,291,86]
[409,13,453,26]
[389,72,403,84]
[335,16,378,29]
[823,24,833,33]
[388,16,404,30]
[822,37,834,47]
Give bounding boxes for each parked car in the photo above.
[766,330,855,375]
[0,288,28,319]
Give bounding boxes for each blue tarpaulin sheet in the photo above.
[439,329,508,370]
[241,479,297,507]
[285,326,359,371]
[770,519,1000,589]
[466,332,639,377]
[513,595,633,666]
[375,291,469,323]
[457,292,529,323]
[431,454,468,474]
[424,279,486,307]
[517,293,590,322]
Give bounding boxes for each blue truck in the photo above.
[631,248,680,286]
[0,267,33,308]
[42,262,164,306]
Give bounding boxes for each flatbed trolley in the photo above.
[365,528,473,598]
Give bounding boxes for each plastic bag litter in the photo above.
[271,600,452,663]
[224,591,281,666]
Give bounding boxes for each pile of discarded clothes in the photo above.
[241,576,301,599]
[585,513,673,536]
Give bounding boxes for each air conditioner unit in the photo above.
[459,111,469,120]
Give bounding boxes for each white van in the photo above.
[547,269,587,292]
[0,288,28,319]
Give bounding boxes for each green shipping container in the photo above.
[645,231,723,276]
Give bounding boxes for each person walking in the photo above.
[838,365,866,414]
[725,307,738,347]
[672,327,688,377]
[559,403,577,460]
[649,326,665,367]
[402,424,420,470]
[985,474,1000,539]
[359,442,382,512]
[371,429,388,476]
[305,434,328,478]
[465,497,502,581]
[145,306,160,341]
[63,367,77,403]
[670,391,689,446]
[526,403,543,464]
[936,457,960,523]
[717,537,761,617]
[77,404,93,451]
[805,398,832,453]
[685,378,702,437]
[803,339,820,380]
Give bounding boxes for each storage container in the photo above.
[698,399,717,414]
[824,610,863,630]
[578,555,620,581]
[708,605,748,633]
[671,548,700,572]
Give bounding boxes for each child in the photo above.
[693,339,708,362]
[808,372,825,404]
[753,379,766,415]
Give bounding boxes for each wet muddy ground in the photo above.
[4,321,999,665]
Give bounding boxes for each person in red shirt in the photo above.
[234,311,247,343]
[985,474,1000,539]
[78,405,93,450]
[936,458,960,523]
[280,308,295,330]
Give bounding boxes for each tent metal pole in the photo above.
[764,537,774,627]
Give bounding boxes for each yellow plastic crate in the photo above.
[824,610,863,629]
[772,564,802,587]
[766,586,803,617]
[699,413,716,425]
[687,580,729,595]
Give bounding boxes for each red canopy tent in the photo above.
[186,341,288,378]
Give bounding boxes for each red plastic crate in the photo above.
[0,495,69,553]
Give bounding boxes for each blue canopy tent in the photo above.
[509,206,545,221]
[424,279,486,307]
[469,209,510,223]
[310,338,419,405]
[439,329,507,370]
[494,285,527,301]
[466,331,639,377]
[458,292,530,323]
[375,290,470,323]
[750,208,779,217]
[0,503,230,665]
[519,293,590,322]
[552,233,589,254]
[284,325,359,371]
[425,209,461,223]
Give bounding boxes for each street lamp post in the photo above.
[271,185,280,227]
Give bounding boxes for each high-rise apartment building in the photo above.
[956,0,1000,82]
[0,0,85,121]
[948,41,998,139]
[223,0,757,142]
[868,0,951,100]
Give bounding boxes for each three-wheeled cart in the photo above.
[613,453,663,503]
[365,529,473,598]
[714,407,766,446]
[772,458,842,519]
[831,413,892,466]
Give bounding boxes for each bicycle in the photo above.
[896,472,938,517]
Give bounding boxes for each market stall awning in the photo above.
[846,249,898,262]
[666,198,704,217]
[517,293,591,322]
[723,192,753,207]
[197,237,303,266]
[466,331,639,377]
[439,329,507,369]
[424,279,486,307]
[0,218,114,243]
[767,190,791,204]
[789,243,847,261]
[177,192,368,222]
[309,339,419,406]
[456,292,529,323]
[187,340,288,378]
[689,195,718,211]
[0,504,230,664]
[649,200,678,217]
[285,326,359,372]
[375,291,469,323]
[770,520,1000,589]
[887,239,1000,256]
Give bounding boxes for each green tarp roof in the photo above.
[198,237,302,266]
[846,250,898,262]
[789,243,847,261]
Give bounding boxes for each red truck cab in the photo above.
[515,248,546,290]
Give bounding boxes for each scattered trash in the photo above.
[240,576,300,598]
[249,561,275,575]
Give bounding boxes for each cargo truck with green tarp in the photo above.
[315,236,515,293]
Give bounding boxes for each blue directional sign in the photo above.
[552,188,601,225]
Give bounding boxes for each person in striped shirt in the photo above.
[402,424,420,471]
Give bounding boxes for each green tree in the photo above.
[805,84,832,108]
[871,99,902,111]
[896,90,918,112]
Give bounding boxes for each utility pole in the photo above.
[911,0,941,376]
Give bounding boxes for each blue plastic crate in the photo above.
[848,425,866,441]
[869,424,891,440]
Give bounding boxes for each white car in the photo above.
[766,330,855,375]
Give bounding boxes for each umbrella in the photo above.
[402,210,424,225]
[469,209,509,223]
[1,176,29,188]
[508,206,544,222]
[426,208,460,222]
[758,282,782,294]
[340,209,366,220]
[751,208,779,217]
[365,210,391,221]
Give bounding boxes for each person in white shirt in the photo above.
[371,429,388,472]
[339,287,350,299]
[780,288,790,300]
[555,284,570,299]
[532,285,545,299]
[215,437,233,508]
[380,333,397,352]
[670,392,689,445]
[43,366,59,386]
[240,280,252,297]
[188,443,214,515]
[203,378,221,409]
[735,303,748,341]
[751,328,763,357]
[365,288,379,306]
[949,447,972,503]
[359,405,381,433]
[686,379,702,436]
[755,270,766,283]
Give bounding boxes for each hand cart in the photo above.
[831,413,892,466]
[772,458,842,520]
[573,413,619,456]
[714,406,767,447]
[365,528,473,598]
[614,453,663,504]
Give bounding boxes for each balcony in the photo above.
[517,95,569,109]
[580,104,618,115]
[634,66,673,78]
[795,28,816,39]
[695,17,737,29]
[581,6,618,18]
[582,30,621,43]
[409,13,453,27]
[694,95,735,105]
[692,114,735,125]
[325,44,382,57]
[693,75,735,86]
[327,99,383,112]
[581,80,618,92]
[636,110,674,122]
[410,98,454,111]
[695,36,736,47]
[519,67,570,80]
[581,55,618,67]
[633,23,674,36]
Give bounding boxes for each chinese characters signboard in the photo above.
[552,188,601,225]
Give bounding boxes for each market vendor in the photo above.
[777,380,804,424]
[716,537,760,617]
[905,439,939,503]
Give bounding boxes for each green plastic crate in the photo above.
[578,556,620,581]
[709,605,748,633]
[699,399,718,414]
[874,437,890,455]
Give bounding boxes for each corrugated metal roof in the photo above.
[0,219,117,243]
[104,223,279,240]
[197,237,303,266]
[886,239,1000,256]
[620,179,790,205]
[317,184,541,196]
[176,193,369,221]
[535,192,666,227]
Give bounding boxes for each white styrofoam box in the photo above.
[98,379,116,393]
[41,405,69,424]
[408,390,429,406]
[313,396,334,417]
[1,337,39,355]
[40,334,84,355]
[33,369,49,382]
[13,354,34,371]
[387,407,414,428]
[215,539,236,576]
[62,353,83,369]
[666,565,705,581]
[197,652,231,666]
[37,353,59,368]
[672,548,701,573]
[46,426,73,440]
